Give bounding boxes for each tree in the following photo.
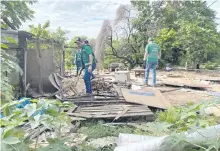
[177,20,220,65]
[51,27,69,44]
[131,0,220,66]
[1,1,36,30]
[28,20,51,39]
[28,21,68,51]
[105,5,144,69]
[95,20,111,70]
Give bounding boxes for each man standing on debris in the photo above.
[143,37,161,87]
[75,37,96,94]
[84,39,96,80]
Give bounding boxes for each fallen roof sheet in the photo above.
[121,88,171,109]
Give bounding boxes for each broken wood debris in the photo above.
[67,103,154,120]
[49,73,131,99]
[162,81,208,90]
[91,77,131,96]
[48,73,83,98]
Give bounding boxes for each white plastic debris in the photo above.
[131,85,142,90]
[114,125,220,151]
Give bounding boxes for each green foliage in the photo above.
[1,0,35,103]
[155,28,181,64]
[158,106,180,123]
[177,20,220,64]
[131,1,220,66]
[204,61,218,70]
[29,20,51,39]
[72,144,115,151]
[78,121,134,139]
[28,21,68,50]
[157,59,165,70]
[1,1,36,30]
[1,99,74,151]
[157,102,218,132]
[36,138,71,151]
[1,41,22,103]
[51,27,69,44]
[145,101,220,151]
[104,44,121,69]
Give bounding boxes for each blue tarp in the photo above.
[16,98,31,108]
[0,98,44,118]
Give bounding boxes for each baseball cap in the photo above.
[84,40,89,44]
[75,37,83,43]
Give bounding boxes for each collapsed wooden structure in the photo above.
[67,103,154,120]
[2,29,66,97]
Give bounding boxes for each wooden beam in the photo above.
[36,39,43,94]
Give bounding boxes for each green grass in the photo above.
[158,106,180,123]
[71,144,115,151]
[78,121,135,139]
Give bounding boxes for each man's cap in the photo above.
[148,37,154,41]
[75,37,83,43]
[84,40,89,44]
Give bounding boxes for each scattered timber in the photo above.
[67,103,154,120]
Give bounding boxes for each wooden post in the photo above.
[24,40,27,96]
[36,39,43,94]
[51,40,55,71]
[62,44,65,74]
[61,44,65,76]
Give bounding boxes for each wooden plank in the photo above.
[163,81,208,90]
[60,44,65,76]
[121,88,171,109]
[77,107,150,111]
[69,117,86,121]
[36,39,43,94]
[51,40,56,71]
[78,106,150,111]
[68,112,153,118]
[67,106,78,113]
[131,69,145,72]
[79,104,140,108]
[68,103,154,119]
[75,109,152,113]
[92,112,153,118]
[67,112,93,118]
[24,40,27,96]
[113,107,130,121]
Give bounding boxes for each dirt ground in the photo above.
[98,70,220,106]
[134,70,220,105]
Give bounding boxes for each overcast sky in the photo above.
[21,0,220,39]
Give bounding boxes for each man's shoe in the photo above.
[144,83,150,87]
[152,84,157,87]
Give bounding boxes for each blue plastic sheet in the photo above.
[0,98,44,118]
[16,98,31,108]
[0,113,4,118]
